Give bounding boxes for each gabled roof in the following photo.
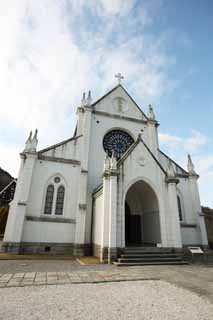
[92,84,148,120]
[117,135,166,175]
[38,134,83,154]
[158,149,188,175]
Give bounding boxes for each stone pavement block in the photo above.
[0,273,13,281]
[20,282,34,287]
[47,272,57,276]
[0,282,7,287]
[34,282,46,286]
[24,272,36,278]
[36,272,46,276]
[56,279,70,284]
[13,273,25,278]
[6,281,21,287]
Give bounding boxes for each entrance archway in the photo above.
[125,180,161,246]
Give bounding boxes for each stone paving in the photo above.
[0,263,213,303]
[0,269,156,288]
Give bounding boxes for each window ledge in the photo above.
[180,223,197,228]
[25,216,76,224]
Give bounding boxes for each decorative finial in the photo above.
[33,128,38,140]
[24,129,38,152]
[110,150,117,170]
[81,92,86,106]
[187,154,197,175]
[87,90,92,106]
[31,129,38,151]
[104,153,110,171]
[24,131,32,151]
[166,160,175,178]
[115,73,124,85]
[148,104,156,121]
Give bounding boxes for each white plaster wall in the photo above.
[181,227,201,245]
[85,115,148,243]
[27,160,80,219]
[159,151,203,245]
[117,142,168,247]
[93,192,103,246]
[88,115,147,192]
[22,221,75,243]
[94,86,146,120]
[22,159,81,243]
[41,138,81,160]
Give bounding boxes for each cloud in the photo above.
[159,130,209,153]
[0,1,177,178]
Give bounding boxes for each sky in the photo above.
[0,0,212,207]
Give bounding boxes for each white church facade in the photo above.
[3,81,208,262]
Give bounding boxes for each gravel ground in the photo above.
[0,280,213,320]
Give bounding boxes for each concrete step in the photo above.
[124,247,172,251]
[120,253,181,258]
[118,257,183,263]
[113,261,188,266]
[124,248,173,254]
[114,247,186,266]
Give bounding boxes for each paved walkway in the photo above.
[0,264,213,303]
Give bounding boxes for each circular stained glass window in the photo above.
[103,130,134,159]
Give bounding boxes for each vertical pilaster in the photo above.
[3,152,37,251]
[108,173,118,263]
[147,105,159,158]
[166,180,182,248]
[187,155,208,247]
[189,175,208,246]
[100,174,110,262]
[100,154,119,263]
[165,160,182,248]
[74,171,88,253]
[75,93,93,253]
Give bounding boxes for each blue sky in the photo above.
[0,0,212,206]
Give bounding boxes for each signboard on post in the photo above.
[188,247,206,263]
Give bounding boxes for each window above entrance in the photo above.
[103,129,134,159]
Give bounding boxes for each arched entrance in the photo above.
[125,180,161,246]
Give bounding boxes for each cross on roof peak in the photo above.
[115,73,124,84]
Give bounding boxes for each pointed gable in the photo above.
[92,84,148,121]
[118,135,166,175]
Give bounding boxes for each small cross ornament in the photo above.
[115,73,124,84]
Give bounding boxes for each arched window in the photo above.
[55,185,65,215]
[44,185,54,215]
[177,195,183,221]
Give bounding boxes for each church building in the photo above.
[3,77,208,262]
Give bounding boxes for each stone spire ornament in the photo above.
[31,129,38,151]
[166,159,175,178]
[24,131,32,151]
[81,92,86,107]
[86,90,92,106]
[166,159,179,184]
[104,154,110,171]
[187,154,197,176]
[148,104,156,121]
[110,150,117,170]
[24,129,38,152]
